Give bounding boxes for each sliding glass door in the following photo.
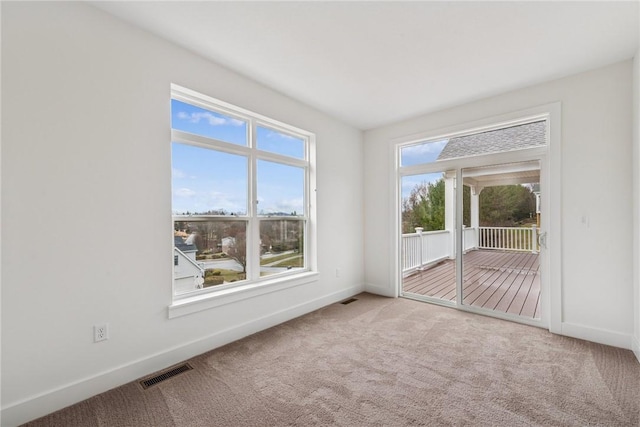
[397,117,550,326]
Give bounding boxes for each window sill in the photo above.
[168,271,319,319]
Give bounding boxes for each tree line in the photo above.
[402,178,536,233]
[175,219,303,273]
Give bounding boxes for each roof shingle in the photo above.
[437,121,546,160]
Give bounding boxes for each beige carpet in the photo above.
[24,293,640,426]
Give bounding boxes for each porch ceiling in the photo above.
[463,161,540,189]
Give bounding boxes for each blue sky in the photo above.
[400,139,447,166]
[400,139,448,201]
[171,100,305,216]
[401,172,444,201]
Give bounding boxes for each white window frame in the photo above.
[169,84,317,317]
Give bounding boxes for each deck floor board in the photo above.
[403,249,540,319]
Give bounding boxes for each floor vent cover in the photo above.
[140,363,193,389]
[341,298,358,305]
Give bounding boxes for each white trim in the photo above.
[455,168,463,305]
[392,111,550,148]
[365,282,396,298]
[306,133,317,272]
[172,130,309,169]
[458,302,545,329]
[171,129,250,157]
[403,292,457,309]
[632,49,640,366]
[0,285,363,427]
[169,272,319,318]
[0,5,3,422]
[546,102,562,334]
[560,322,633,350]
[248,118,258,277]
[389,137,401,298]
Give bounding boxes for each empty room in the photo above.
[2,1,640,426]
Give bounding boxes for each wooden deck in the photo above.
[402,249,540,319]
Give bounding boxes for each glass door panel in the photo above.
[461,162,541,319]
[401,170,456,304]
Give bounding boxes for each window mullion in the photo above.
[248,119,260,282]
[256,151,308,168]
[172,130,251,157]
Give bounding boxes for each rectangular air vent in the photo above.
[341,298,358,305]
[140,363,193,389]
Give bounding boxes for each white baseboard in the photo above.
[561,322,633,350]
[1,285,363,427]
[633,335,640,364]
[353,282,366,294]
[364,282,396,297]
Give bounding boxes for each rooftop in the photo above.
[438,121,546,160]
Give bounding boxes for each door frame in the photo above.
[390,103,561,331]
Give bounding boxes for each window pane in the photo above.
[401,170,455,304]
[400,139,448,166]
[402,121,547,166]
[174,220,247,295]
[401,172,448,233]
[257,126,305,159]
[171,99,247,146]
[172,142,247,215]
[260,219,304,278]
[439,121,546,160]
[257,160,304,216]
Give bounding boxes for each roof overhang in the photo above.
[463,161,540,194]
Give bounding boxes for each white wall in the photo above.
[633,48,640,362]
[364,61,634,348]
[1,3,364,425]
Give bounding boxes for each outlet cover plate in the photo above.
[94,323,109,342]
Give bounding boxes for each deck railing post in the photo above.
[531,225,538,254]
[462,225,466,253]
[415,227,424,269]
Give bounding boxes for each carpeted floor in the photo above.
[24,293,640,426]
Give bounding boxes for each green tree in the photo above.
[463,185,471,226]
[479,185,535,226]
[403,179,535,233]
[402,178,446,233]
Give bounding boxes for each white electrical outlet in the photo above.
[94,323,109,342]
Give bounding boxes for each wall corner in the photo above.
[633,47,640,362]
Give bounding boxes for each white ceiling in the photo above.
[91,1,639,130]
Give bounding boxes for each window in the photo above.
[400,120,546,167]
[171,85,314,298]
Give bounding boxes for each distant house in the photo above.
[174,235,204,293]
[221,236,235,254]
[175,235,196,259]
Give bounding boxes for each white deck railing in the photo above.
[402,226,538,274]
[478,226,537,253]
[462,226,476,252]
[402,230,451,274]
